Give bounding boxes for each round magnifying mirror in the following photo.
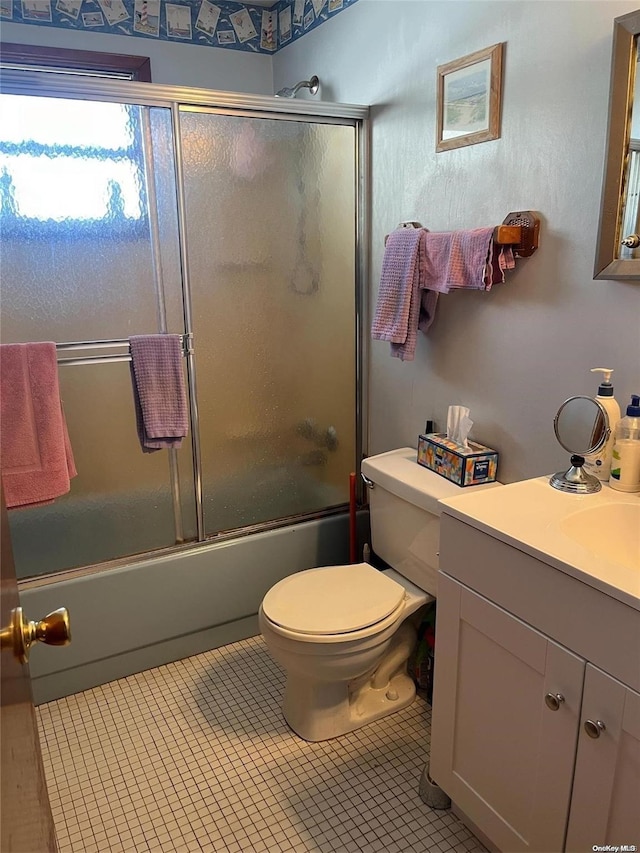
[554,395,609,454]
[550,396,610,494]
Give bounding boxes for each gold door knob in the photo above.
[0,607,71,663]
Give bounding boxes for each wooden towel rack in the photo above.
[385,211,540,257]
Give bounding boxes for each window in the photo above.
[0,45,151,238]
[0,95,147,237]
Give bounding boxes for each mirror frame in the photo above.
[594,9,640,281]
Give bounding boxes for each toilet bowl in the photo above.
[260,447,502,742]
[259,562,431,742]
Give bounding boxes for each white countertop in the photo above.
[439,477,640,611]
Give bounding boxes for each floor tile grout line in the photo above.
[37,634,485,853]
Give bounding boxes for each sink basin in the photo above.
[559,502,640,572]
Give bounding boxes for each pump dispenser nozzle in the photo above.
[591,367,614,396]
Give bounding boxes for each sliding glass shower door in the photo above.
[1,94,196,577]
[0,76,363,579]
[179,109,356,534]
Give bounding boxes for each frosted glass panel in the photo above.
[0,96,184,344]
[180,110,356,534]
[1,90,360,576]
[1,96,194,578]
[8,362,195,578]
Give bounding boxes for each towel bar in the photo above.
[500,211,540,257]
[385,212,540,257]
[55,333,193,366]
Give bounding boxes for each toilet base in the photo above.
[282,622,418,742]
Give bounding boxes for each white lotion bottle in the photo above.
[610,395,640,492]
[583,368,620,481]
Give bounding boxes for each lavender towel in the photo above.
[129,335,188,453]
[371,228,425,344]
[372,228,439,362]
[0,342,77,508]
[372,226,515,362]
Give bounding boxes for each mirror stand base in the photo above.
[550,455,602,494]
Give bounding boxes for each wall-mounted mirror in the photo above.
[594,9,640,281]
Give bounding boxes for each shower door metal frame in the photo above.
[1,70,370,570]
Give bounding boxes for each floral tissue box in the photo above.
[417,433,499,487]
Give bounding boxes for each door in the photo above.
[1,86,362,579]
[178,108,357,535]
[1,92,196,578]
[565,664,640,851]
[0,490,57,852]
[430,574,586,853]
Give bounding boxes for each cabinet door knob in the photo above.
[544,692,565,711]
[584,719,606,738]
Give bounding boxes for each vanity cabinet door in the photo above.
[430,574,585,853]
[565,666,640,852]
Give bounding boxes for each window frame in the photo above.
[0,43,151,81]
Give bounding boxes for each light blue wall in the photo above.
[1,20,274,91]
[274,0,640,484]
[11,2,640,701]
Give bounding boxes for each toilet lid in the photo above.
[262,563,405,635]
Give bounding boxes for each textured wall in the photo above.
[5,2,640,484]
[1,20,274,91]
[274,0,640,483]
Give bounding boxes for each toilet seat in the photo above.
[261,562,406,636]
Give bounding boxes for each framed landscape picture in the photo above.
[436,43,504,152]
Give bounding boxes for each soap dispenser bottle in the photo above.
[610,395,640,492]
[583,368,621,481]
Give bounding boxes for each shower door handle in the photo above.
[0,606,71,663]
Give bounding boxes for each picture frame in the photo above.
[436,43,504,152]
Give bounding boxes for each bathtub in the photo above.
[22,509,368,704]
[10,462,346,579]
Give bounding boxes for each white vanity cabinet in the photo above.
[430,512,640,853]
[565,665,640,852]
[431,574,584,852]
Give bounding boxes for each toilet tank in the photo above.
[361,448,501,596]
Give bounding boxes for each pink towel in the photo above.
[0,342,77,509]
[484,239,515,289]
[129,335,188,453]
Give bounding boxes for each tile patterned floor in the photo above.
[37,635,485,853]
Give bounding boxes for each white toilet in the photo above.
[259,447,499,742]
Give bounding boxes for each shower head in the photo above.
[275,75,320,98]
